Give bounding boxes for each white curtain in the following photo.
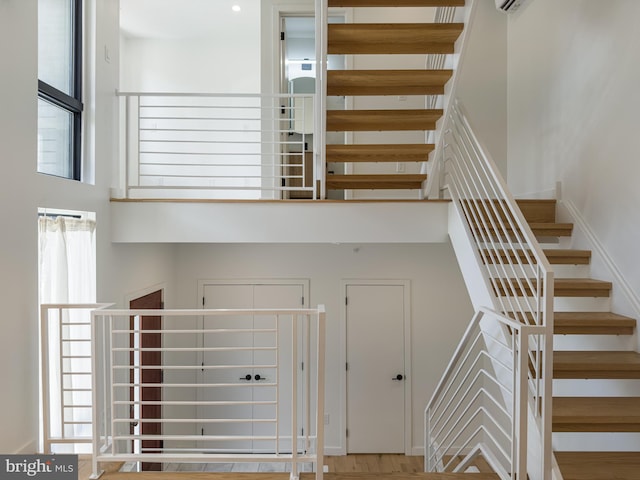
[39,215,96,452]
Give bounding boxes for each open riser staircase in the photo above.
[324,0,465,197]
[499,200,640,479]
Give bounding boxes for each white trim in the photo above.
[340,279,412,455]
[560,199,640,323]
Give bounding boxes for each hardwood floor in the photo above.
[78,455,498,480]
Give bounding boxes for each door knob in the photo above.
[254,374,267,381]
[239,374,252,381]
[392,374,404,381]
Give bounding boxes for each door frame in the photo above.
[340,279,412,455]
[128,286,165,471]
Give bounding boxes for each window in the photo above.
[38,0,83,180]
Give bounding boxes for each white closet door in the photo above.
[200,284,254,452]
[346,284,406,453]
[200,282,304,453]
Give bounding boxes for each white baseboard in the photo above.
[411,446,425,456]
[324,447,345,456]
[15,439,37,454]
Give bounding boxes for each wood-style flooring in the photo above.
[79,455,498,480]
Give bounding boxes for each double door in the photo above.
[199,282,305,453]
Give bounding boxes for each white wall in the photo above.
[507,0,640,316]
[171,243,474,453]
[456,0,508,176]
[0,0,178,453]
[120,10,261,93]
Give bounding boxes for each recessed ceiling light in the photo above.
[232,5,241,12]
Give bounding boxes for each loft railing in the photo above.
[116,92,318,200]
[90,306,326,480]
[40,303,113,454]
[425,99,554,480]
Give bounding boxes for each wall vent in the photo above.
[496,0,530,13]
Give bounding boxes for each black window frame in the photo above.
[37,0,84,181]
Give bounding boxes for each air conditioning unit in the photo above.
[495,0,529,13]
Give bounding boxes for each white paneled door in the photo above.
[199,282,305,453]
[346,283,407,453]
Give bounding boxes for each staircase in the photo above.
[511,199,640,480]
[325,0,465,198]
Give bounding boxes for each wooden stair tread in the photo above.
[555,451,640,480]
[543,249,591,264]
[554,278,612,297]
[327,69,453,96]
[515,199,557,223]
[326,144,434,162]
[327,109,443,132]
[482,248,591,265]
[471,222,573,237]
[327,174,427,190]
[328,0,466,7]
[553,397,640,432]
[328,23,464,55]
[554,311,636,335]
[495,278,612,298]
[554,350,640,379]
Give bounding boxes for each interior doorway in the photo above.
[130,289,164,471]
[344,281,411,453]
[279,13,347,200]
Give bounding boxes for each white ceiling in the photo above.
[120,0,260,39]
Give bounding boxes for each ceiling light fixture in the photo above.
[232,5,241,12]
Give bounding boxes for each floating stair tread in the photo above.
[327,69,453,96]
[495,278,612,298]
[515,199,557,223]
[326,144,434,162]
[471,222,573,237]
[554,311,636,335]
[327,109,443,132]
[554,351,640,379]
[553,397,640,432]
[528,222,574,237]
[482,249,591,265]
[328,0,466,7]
[328,23,464,55]
[555,451,640,480]
[326,174,427,190]
[554,278,612,297]
[543,249,591,264]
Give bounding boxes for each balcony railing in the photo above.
[116,92,319,200]
[90,306,326,480]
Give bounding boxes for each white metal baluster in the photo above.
[291,314,299,480]
[315,307,326,480]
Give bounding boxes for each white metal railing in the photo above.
[425,99,554,480]
[90,306,325,480]
[117,92,318,200]
[40,303,112,454]
[425,308,545,479]
[421,1,477,196]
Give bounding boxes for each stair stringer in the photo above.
[447,201,559,480]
